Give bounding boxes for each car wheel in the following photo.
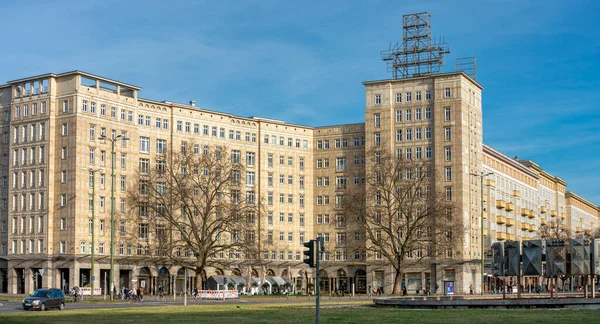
[59,302,65,310]
[40,303,46,311]
[22,306,27,310]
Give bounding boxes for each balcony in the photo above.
[521,223,529,231]
[496,232,506,241]
[506,218,515,227]
[560,213,566,220]
[540,219,547,226]
[529,224,537,232]
[576,227,582,233]
[507,234,516,241]
[550,222,557,229]
[496,200,506,209]
[550,210,557,217]
[495,215,506,225]
[540,206,547,214]
[505,203,514,212]
[512,190,521,197]
[528,210,536,219]
[520,208,529,217]
[486,179,496,187]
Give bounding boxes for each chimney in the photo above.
[189,100,196,107]
[514,156,519,160]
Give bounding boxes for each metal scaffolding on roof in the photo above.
[381,12,450,79]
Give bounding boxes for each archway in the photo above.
[355,269,367,293]
[281,269,289,278]
[158,267,170,294]
[265,269,275,277]
[337,269,348,293]
[214,269,224,276]
[231,268,242,276]
[319,270,329,292]
[176,268,187,293]
[251,269,259,277]
[138,267,151,291]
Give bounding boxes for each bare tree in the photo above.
[126,143,260,288]
[343,149,462,294]
[539,218,571,240]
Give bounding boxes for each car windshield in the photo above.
[29,290,48,297]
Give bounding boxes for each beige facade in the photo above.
[0,71,597,296]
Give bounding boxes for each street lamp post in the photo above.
[471,171,493,295]
[83,167,104,298]
[99,134,129,301]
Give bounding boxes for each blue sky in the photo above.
[1,0,599,204]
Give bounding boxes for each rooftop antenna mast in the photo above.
[381,12,450,79]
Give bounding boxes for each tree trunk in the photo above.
[392,268,403,295]
[195,265,204,289]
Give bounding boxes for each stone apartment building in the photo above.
[0,70,597,295]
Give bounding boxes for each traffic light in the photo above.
[491,242,504,277]
[522,240,542,276]
[303,240,317,268]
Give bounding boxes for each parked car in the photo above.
[22,288,65,311]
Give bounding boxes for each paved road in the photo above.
[0,296,372,314]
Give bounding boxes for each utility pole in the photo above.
[99,134,128,301]
[471,171,493,295]
[84,167,104,298]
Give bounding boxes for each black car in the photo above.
[22,288,65,311]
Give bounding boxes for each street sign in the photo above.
[92,276,96,281]
[38,269,45,276]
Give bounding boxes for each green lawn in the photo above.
[0,302,597,324]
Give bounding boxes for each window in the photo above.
[444,107,451,121]
[62,100,69,112]
[444,127,451,141]
[82,100,88,112]
[100,104,106,116]
[128,111,133,122]
[415,108,421,120]
[406,148,412,160]
[415,147,422,159]
[445,167,452,181]
[445,147,452,161]
[416,91,421,101]
[395,93,402,103]
[89,148,95,165]
[426,90,431,100]
[90,102,96,114]
[415,128,422,140]
[61,171,67,183]
[406,92,412,102]
[246,172,255,186]
[374,133,380,147]
[425,127,431,139]
[445,187,452,201]
[111,106,116,118]
[406,109,412,121]
[426,147,432,159]
[445,87,451,98]
[61,123,68,135]
[60,194,67,206]
[156,139,166,154]
[375,94,381,105]
[374,113,380,128]
[335,157,346,172]
[60,241,66,254]
[406,128,412,141]
[140,137,150,153]
[246,152,255,167]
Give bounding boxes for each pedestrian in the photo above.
[469,284,473,295]
[402,286,407,296]
[121,286,126,300]
[435,283,439,294]
[139,287,144,302]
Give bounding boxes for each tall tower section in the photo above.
[364,12,484,294]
